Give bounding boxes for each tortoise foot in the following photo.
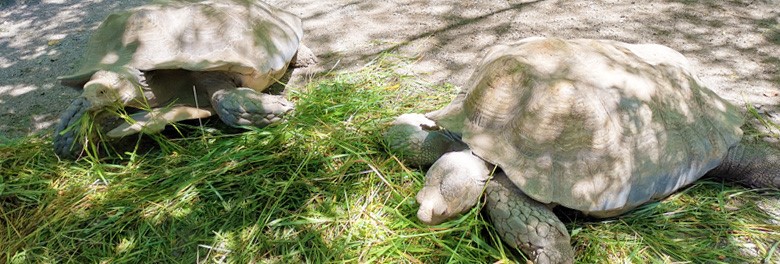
[211,88,293,128]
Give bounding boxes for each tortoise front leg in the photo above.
[53,97,124,159]
[53,97,91,159]
[211,88,293,128]
[486,172,574,264]
[197,72,294,128]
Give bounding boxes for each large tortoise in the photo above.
[385,37,780,263]
[54,0,315,159]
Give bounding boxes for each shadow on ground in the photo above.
[0,0,148,140]
[1,0,778,139]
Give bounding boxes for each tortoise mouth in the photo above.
[82,67,152,111]
[416,203,450,225]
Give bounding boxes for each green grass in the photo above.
[2,54,780,263]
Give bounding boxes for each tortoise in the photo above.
[384,37,780,263]
[53,0,316,159]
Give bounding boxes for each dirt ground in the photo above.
[1,0,779,140]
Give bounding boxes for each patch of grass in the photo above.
[2,53,780,263]
[573,182,780,263]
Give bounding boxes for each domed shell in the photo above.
[428,37,744,217]
[58,0,303,91]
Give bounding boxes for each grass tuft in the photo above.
[2,53,780,263]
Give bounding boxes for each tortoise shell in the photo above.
[427,37,744,216]
[59,0,302,93]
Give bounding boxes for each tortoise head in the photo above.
[82,68,146,110]
[416,150,491,225]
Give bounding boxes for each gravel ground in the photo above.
[1,0,778,140]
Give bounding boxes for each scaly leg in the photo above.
[485,172,574,264]
[707,139,780,188]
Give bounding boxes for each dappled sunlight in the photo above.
[265,0,780,146]
[0,0,148,138]
[199,232,232,263]
[443,38,744,218]
[341,180,395,240]
[2,49,778,262]
[2,0,778,141]
[1,83,36,97]
[115,236,137,255]
[99,52,121,65]
[140,184,200,224]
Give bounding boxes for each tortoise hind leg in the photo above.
[486,172,574,264]
[290,44,317,68]
[707,139,780,188]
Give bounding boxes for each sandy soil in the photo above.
[1,0,779,141]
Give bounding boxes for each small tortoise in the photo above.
[54,0,315,159]
[385,37,780,263]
